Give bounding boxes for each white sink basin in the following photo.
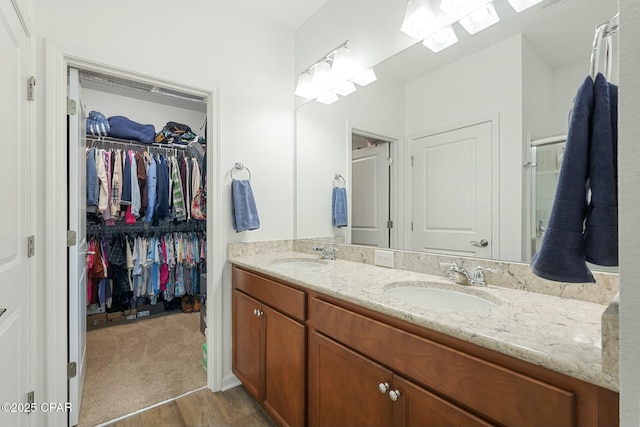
[386,285,498,310]
[271,258,328,269]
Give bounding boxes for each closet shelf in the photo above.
[87,135,193,151]
[87,220,205,237]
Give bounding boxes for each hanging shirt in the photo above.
[135,152,148,216]
[145,155,157,222]
[129,150,141,218]
[102,150,115,225]
[111,149,122,218]
[171,156,187,221]
[155,155,170,222]
[86,148,100,213]
[121,150,132,206]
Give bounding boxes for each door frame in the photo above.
[44,40,223,427]
[405,114,500,259]
[349,127,401,249]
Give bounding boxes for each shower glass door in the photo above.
[530,137,565,258]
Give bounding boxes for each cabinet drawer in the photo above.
[310,297,575,427]
[233,266,306,321]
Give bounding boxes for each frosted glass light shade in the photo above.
[401,0,437,39]
[439,0,490,19]
[311,61,341,91]
[316,91,339,105]
[351,68,377,87]
[459,2,500,34]
[423,25,458,52]
[333,81,357,96]
[294,72,320,99]
[331,47,357,79]
[507,0,543,12]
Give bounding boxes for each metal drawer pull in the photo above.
[378,383,389,394]
[389,389,401,401]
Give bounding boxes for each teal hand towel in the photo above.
[232,179,260,232]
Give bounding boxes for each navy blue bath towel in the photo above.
[584,74,618,266]
[531,73,618,283]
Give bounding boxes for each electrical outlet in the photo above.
[374,249,394,268]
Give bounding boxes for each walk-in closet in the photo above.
[68,67,211,427]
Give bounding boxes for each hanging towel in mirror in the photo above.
[232,179,260,232]
[531,75,596,283]
[584,74,618,266]
[332,187,348,228]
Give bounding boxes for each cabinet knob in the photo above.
[389,390,401,402]
[378,382,389,394]
[253,308,259,316]
[257,310,264,317]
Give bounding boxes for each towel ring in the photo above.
[334,173,346,187]
[232,162,252,180]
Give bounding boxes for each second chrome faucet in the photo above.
[440,262,496,286]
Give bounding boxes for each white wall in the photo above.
[619,1,640,425]
[296,77,405,239]
[33,0,295,390]
[404,35,524,261]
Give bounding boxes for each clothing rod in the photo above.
[86,135,191,152]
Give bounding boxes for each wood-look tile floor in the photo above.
[105,386,277,427]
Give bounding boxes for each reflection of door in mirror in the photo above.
[411,121,493,258]
[351,133,391,248]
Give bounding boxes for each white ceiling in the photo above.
[237,0,330,30]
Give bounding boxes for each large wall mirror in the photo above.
[295,0,618,264]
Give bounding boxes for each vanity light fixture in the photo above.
[316,91,339,105]
[507,0,544,12]
[295,40,371,104]
[401,0,438,39]
[439,0,491,19]
[423,25,458,52]
[311,60,342,91]
[351,68,377,87]
[294,72,321,99]
[333,80,357,96]
[331,46,357,79]
[459,2,500,34]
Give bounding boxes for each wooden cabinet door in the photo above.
[309,330,393,427]
[263,305,306,427]
[392,375,495,427]
[232,289,263,400]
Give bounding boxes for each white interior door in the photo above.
[0,2,32,427]
[68,67,87,427]
[411,121,492,258]
[351,143,390,248]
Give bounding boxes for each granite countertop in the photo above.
[229,251,618,392]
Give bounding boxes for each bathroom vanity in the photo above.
[230,250,618,427]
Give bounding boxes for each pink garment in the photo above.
[159,236,169,291]
[125,205,137,224]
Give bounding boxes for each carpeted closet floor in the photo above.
[79,312,206,427]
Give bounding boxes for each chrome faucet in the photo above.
[439,262,496,286]
[312,245,338,260]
